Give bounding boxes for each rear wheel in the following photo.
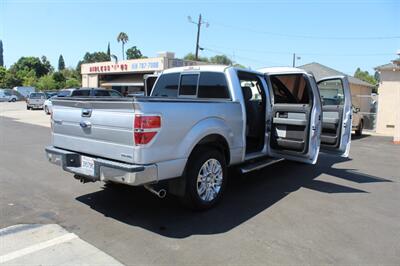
[26,106,30,110]
[355,120,363,136]
[11,98,16,102]
[180,147,227,210]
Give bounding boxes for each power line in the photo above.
[202,47,286,66]
[203,43,396,57]
[211,22,400,40]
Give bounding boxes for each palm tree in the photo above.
[117,32,129,60]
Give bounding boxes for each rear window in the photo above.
[109,90,122,97]
[151,72,230,99]
[93,90,110,96]
[179,74,198,97]
[198,72,229,99]
[151,73,180,97]
[57,90,71,97]
[72,90,91,97]
[270,74,310,104]
[29,93,45,98]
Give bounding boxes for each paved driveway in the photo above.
[1,103,399,265]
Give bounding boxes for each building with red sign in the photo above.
[81,52,205,95]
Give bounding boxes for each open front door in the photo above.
[317,76,352,157]
[265,73,322,164]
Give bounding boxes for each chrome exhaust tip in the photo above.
[144,185,167,199]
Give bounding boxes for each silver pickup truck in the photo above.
[46,65,352,209]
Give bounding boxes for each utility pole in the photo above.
[292,53,301,67]
[188,14,209,60]
[292,53,296,67]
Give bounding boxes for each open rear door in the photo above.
[317,76,352,157]
[265,72,322,164]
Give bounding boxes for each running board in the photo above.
[240,158,285,174]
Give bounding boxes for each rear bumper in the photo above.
[27,103,44,108]
[45,146,157,186]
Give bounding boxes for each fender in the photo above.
[176,117,237,166]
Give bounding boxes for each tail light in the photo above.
[134,115,161,145]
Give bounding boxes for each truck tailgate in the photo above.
[51,98,136,163]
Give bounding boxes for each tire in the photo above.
[44,106,49,114]
[11,98,16,102]
[180,147,227,210]
[355,120,363,136]
[26,106,30,110]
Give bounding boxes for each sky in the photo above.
[1,0,399,75]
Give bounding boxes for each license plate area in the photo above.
[81,156,95,176]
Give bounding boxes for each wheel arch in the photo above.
[190,134,231,165]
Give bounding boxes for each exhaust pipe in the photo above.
[144,185,167,199]
[74,174,97,183]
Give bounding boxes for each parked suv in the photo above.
[26,92,46,110]
[70,88,123,97]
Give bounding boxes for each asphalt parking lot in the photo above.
[1,102,400,265]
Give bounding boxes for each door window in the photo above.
[270,74,310,104]
[151,73,180,97]
[198,72,230,99]
[318,79,345,106]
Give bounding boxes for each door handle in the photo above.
[80,121,92,128]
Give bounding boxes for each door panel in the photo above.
[318,76,352,157]
[271,104,310,153]
[265,73,322,164]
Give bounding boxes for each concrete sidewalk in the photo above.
[0,102,50,128]
[0,224,123,265]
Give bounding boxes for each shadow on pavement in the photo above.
[76,154,390,238]
[351,133,370,141]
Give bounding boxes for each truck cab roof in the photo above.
[258,67,309,75]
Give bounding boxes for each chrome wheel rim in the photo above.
[197,158,223,202]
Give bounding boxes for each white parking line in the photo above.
[0,224,123,265]
[0,233,77,264]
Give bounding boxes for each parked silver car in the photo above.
[0,89,18,102]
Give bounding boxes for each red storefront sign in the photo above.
[89,63,129,73]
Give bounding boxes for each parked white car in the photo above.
[44,98,53,114]
[0,89,18,102]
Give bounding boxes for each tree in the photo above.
[210,55,233,65]
[61,67,80,81]
[10,56,52,78]
[41,56,54,73]
[183,53,209,62]
[126,46,144,59]
[354,68,378,85]
[0,40,3,67]
[117,32,129,60]
[65,78,81,88]
[0,66,7,87]
[58,55,65,71]
[36,75,57,90]
[107,42,111,61]
[76,51,110,72]
[21,70,37,86]
[52,72,66,89]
